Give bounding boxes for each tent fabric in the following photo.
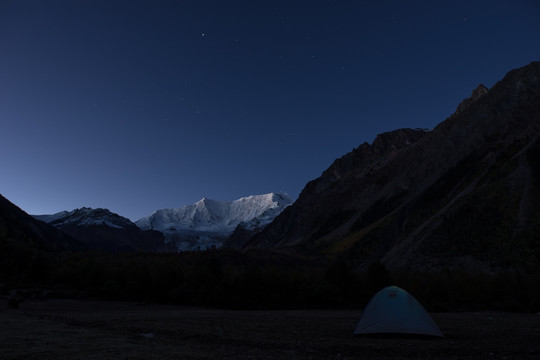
[354,286,443,337]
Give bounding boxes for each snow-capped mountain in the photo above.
[33,207,167,253]
[135,193,292,250]
[34,207,137,229]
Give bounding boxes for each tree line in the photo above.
[1,242,539,312]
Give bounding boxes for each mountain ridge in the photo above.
[35,207,137,230]
[30,192,292,252]
[244,61,540,272]
[136,193,291,231]
[136,192,292,250]
[34,207,166,253]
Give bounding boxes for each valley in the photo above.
[1,298,539,360]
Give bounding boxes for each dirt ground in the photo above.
[1,298,539,360]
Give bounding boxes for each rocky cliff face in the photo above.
[454,84,489,115]
[245,61,540,272]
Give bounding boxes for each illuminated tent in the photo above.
[354,286,443,337]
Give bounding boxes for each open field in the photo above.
[1,298,539,359]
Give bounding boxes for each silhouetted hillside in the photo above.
[245,61,540,273]
[0,194,84,252]
[0,194,85,285]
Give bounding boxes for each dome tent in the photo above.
[354,286,443,337]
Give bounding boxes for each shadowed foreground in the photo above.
[1,299,539,359]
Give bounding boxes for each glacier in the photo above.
[135,192,292,250]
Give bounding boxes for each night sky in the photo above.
[1,1,539,221]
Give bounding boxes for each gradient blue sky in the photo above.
[1,0,539,221]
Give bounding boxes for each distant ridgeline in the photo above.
[31,193,292,252]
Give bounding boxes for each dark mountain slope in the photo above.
[245,61,540,272]
[0,194,85,283]
[0,194,84,252]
